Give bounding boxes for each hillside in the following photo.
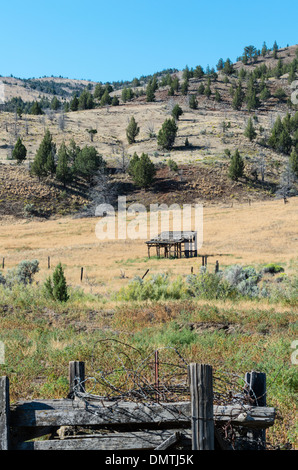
[0,44,297,219]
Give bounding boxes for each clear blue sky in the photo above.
[1,0,297,83]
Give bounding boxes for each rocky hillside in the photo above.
[0,43,297,219]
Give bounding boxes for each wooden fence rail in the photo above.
[0,362,276,451]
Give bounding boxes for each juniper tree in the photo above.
[74,146,106,183]
[56,142,73,187]
[157,118,178,150]
[171,104,183,120]
[31,129,56,178]
[244,117,257,141]
[126,116,140,144]
[44,263,69,302]
[128,152,156,188]
[228,149,245,180]
[189,94,198,109]
[12,137,27,164]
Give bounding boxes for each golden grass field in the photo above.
[0,197,297,297]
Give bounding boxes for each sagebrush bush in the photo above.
[5,260,39,287]
[222,265,261,298]
[186,268,236,300]
[116,274,187,301]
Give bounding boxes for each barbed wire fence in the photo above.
[70,339,277,450]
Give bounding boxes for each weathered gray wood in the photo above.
[0,377,10,450]
[154,432,180,450]
[69,361,85,398]
[15,429,190,451]
[188,363,214,450]
[245,371,267,449]
[10,399,275,429]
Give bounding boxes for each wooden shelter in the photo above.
[146,231,197,259]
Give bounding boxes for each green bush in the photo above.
[44,263,69,302]
[186,268,236,300]
[116,274,187,301]
[263,263,284,274]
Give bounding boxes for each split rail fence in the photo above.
[0,361,276,451]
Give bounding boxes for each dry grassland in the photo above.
[0,197,296,297]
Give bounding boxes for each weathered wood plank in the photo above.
[15,430,190,451]
[0,376,10,450]
[154,432,180,450]
[10,399,275,429]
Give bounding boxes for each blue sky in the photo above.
[0,0,297,83]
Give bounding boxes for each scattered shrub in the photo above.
[263,263,284,274]
[5,260,39,287]
[44,263,69,302]
[222,265,261,298]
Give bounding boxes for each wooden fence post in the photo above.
[215,260,219,273]
[0,377,10,450]
[69,361,85,398]
[188,363,214,450]
[80,267,84,282]
[245,371,267,449]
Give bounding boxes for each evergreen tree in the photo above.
[189,94,198,109]
[223,58,234,75]
[128,153,156,188]
[172,77,180,92]
[12,137,27,164]
[51,96,60,111]
[232,83,244,110]
[228,149,245,180]
[78,89,94,110]
[74,146,106,183]
[30,101,43,115]
[260,86,271,101]
[289,148,298,177]
[100,89,111,106]
[126,116,140,144]
[194,65,204,78]
[56,142,73,187]
[111,96,119,106]
[214,90,221,102]
[157,118,178,150]
[198,83,205,95]
[94,83,104,100]
[70,94,79,111]
[244,117,257,141]
[181,80,189,95]
[31,129,56,179]
[269,115,292,154]
[216,58,224,71]
[44,262,69,302]
[171,104,183,120]
[204,81,211,98]
[146,83,155,102]
[261,41,268,57]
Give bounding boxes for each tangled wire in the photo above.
[70,339,273,450]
